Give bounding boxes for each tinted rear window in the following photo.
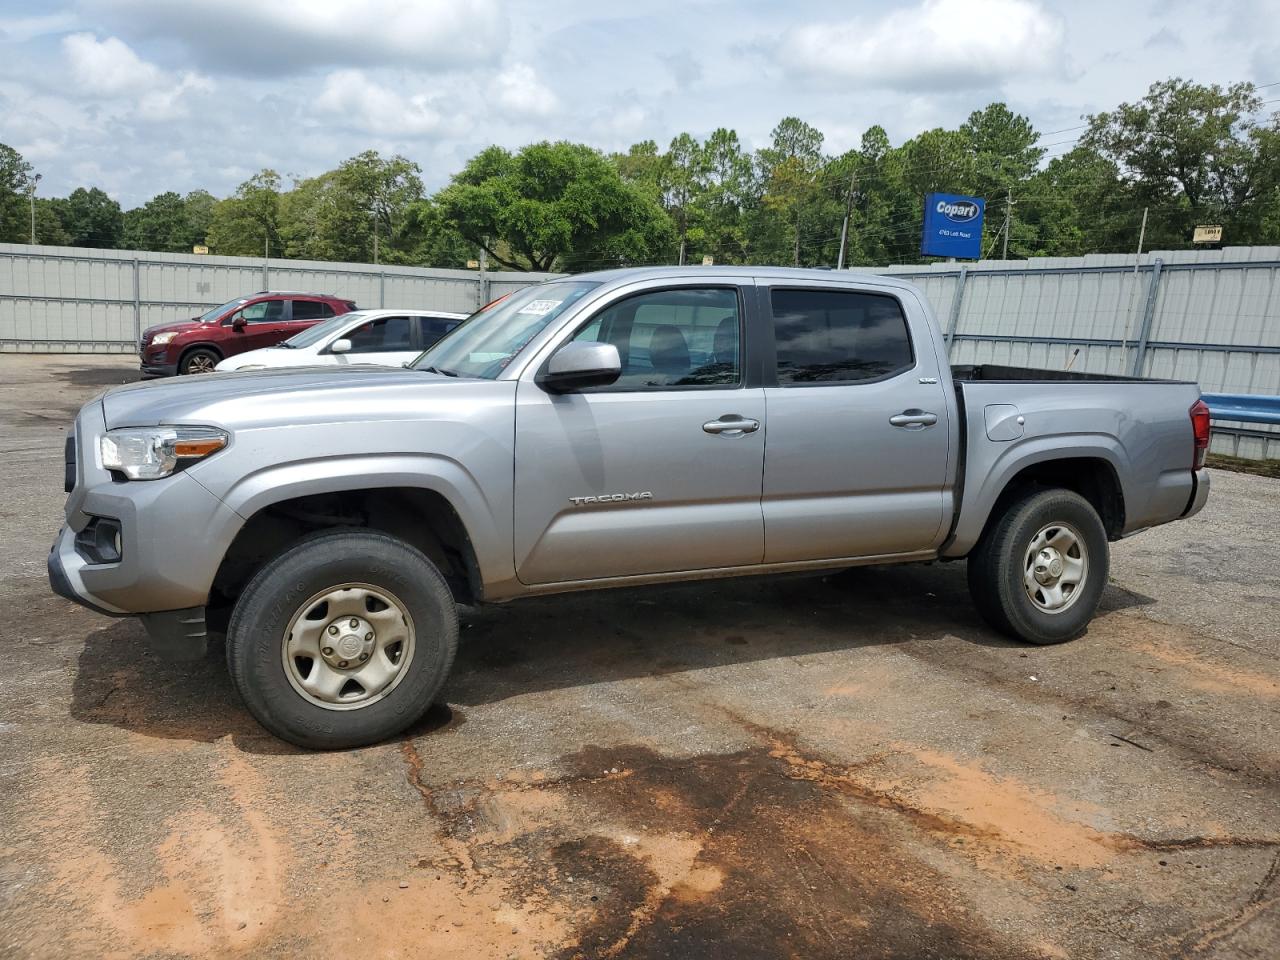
[771,288,914,384]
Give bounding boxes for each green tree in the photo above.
[399,199,475,268]
[699,127,755,263]
[122,190,216,252]
[756,117,826,265]
[660,132,707,265]
[51,187,123,248]
[0,143,34,243]
[333,151,424,263]
[1082,78,1270,247]
[612,140,665,205]
[961,103,1045,202]
[32,198,70,245]
[207,170,283,257]
[436,141,674,272]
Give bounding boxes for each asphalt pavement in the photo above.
[1,354,1277,960]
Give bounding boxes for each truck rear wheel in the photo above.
[226,530,458,748]
[966,488,1109,645]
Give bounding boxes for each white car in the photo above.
[214,308,468,372]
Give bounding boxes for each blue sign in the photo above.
[921,192,985,259]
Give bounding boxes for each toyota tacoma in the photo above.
[50,267,1211,748]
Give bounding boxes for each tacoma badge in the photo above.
[568,491,654,506]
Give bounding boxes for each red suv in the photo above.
[139,291,358,376]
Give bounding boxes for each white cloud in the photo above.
[490,63,559,119]
[90,0,509,75]
[0,11,78,41]
[63,32,161,95]
[777,0,1065,91]
[316,69,461,138]
[61,33,211,118]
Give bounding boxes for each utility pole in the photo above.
[27,173,41,244]
[1118,206,1150,360]
[836,167,857,270]
[1001,184,1012,260]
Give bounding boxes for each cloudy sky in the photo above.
[1,0,1276,206]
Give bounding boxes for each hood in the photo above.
[141,318,210,339]
[99,364,475,429]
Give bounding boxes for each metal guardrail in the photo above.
[1202,393,1280,426]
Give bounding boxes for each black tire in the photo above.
[226,530,458,748]
[179,347,220,375]
[966,488,1109,645]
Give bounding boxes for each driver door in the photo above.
[513,283,766,585]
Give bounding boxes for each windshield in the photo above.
[199,298,247,322]
[411,281,600,379]
[282,311,367,348]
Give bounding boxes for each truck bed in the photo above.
[951,363,1193,385]
[943,366,1204,558]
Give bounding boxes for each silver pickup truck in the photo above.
[49,267,1212,747]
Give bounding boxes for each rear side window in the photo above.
[292,300,335,320]
[421,316,459,344]
[771,288,913,385]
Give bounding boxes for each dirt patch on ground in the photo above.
[1133,640,1280,700]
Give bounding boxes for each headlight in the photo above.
[150,332,177,346]
[100,426,229,480]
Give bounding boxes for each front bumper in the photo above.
[48,401,243,656]
[49,524,211,659]
[140,360,178,377]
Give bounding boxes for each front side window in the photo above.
[201,298,246,322]
[237,299,286,324]
[771,288,913,385]
[570,287,741,390]
[412,280,599,379]
[344,315,413,353]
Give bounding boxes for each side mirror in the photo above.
[539,341,621,393]
[330,338,352,355]
[231,314,246,331]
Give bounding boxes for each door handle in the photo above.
[889,410,938,429]
[703,416,760,435]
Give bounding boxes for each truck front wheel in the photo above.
[226,530,458,748]
[967,488,1109,645]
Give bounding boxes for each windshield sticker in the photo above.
[516,299,562,317]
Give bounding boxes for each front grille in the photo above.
[64,433,76,493]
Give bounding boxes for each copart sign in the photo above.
[921,192,986,260]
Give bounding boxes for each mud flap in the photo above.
[139,607,209,661]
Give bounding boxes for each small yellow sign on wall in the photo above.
[1192,225,1222,244]
[192,244,209,255]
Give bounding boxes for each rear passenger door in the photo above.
[417,315,460,350]
[761,283,951,562]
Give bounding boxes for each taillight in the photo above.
[1190,399,1211,470]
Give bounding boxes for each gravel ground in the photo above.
[1,354,1277,960]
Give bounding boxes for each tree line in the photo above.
[1,78,1277,272]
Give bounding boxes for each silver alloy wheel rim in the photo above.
[281,582,416,711]
[1023,521,1088,614]
[186,354,216,374]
